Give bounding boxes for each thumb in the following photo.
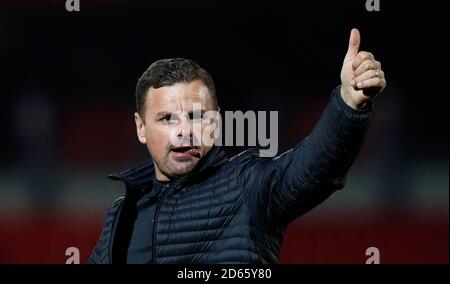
[344,28,360,62]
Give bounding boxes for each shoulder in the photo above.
[102,194,125,224]
[230,148,263,165]
[230,148,277,173]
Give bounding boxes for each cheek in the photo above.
[195,122,216,145]
[146,126,171,154]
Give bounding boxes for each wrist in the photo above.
[340,87,368,110]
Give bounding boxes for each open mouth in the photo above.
[170,146,201,158]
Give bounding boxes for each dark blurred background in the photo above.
[0,0,448,263]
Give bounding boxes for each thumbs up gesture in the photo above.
[340,28,386,110]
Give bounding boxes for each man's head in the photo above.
[134,58,220,181]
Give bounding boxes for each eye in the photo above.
[159,115,176,124]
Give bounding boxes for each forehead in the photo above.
[145,80,213,114]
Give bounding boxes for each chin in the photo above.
[170,162,198,176]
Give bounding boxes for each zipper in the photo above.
[151,175,190,264]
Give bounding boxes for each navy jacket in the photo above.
[88,87,373,264]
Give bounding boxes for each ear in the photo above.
[134,112,147,144]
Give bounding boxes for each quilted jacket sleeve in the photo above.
[238,86,373,226]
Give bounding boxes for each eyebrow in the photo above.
[155,111,173,118]
[155,110,206,118]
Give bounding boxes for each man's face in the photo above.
[134,80,219,181]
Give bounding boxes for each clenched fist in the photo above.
[340,28,387,110]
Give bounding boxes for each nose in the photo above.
[176,115,193,141]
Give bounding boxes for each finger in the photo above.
[356,77,386,89]
[352,51,374,70]
[344,28,361,63]
[352,69,384,86]
[354,60,381,77]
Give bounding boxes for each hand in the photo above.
[340,28,387,110]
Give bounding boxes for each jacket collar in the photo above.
[108,146,228,191]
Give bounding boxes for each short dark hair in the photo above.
[135,58,217,118]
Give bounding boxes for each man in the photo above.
[89,28,386,264]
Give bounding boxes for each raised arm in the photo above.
[239,29,386,226]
